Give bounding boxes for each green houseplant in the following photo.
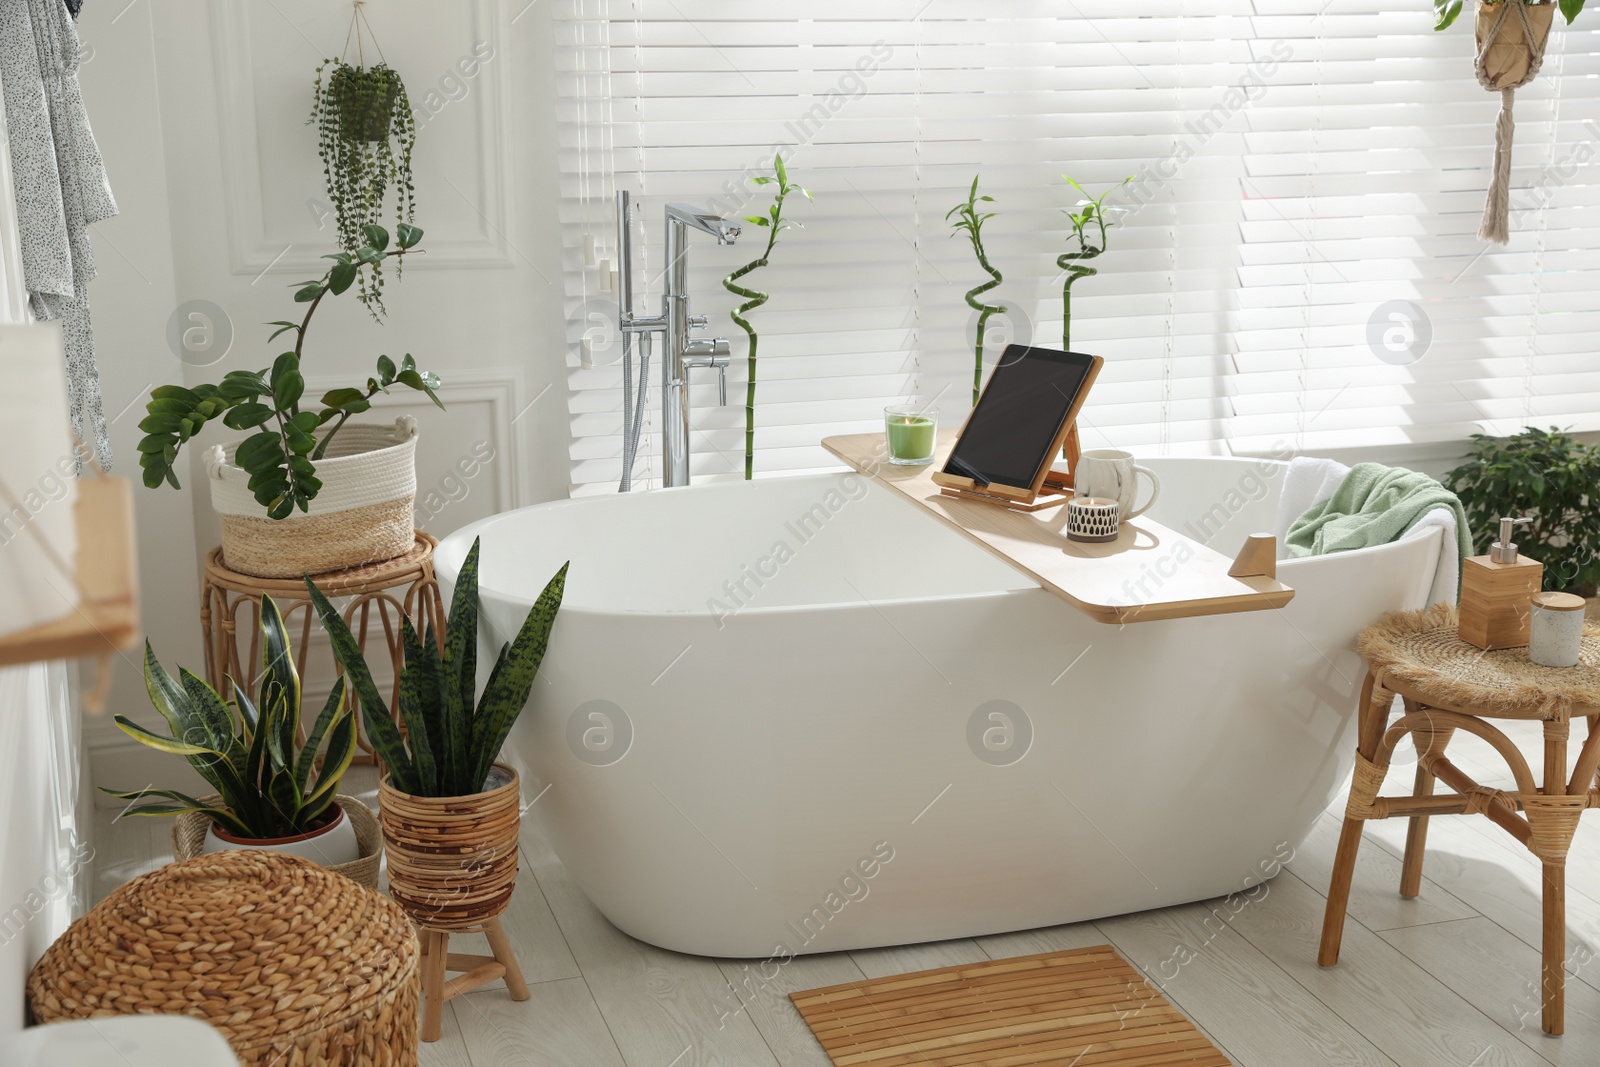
[947,176,1005,406]
[1058,175,1131,350]
[138,223,441,520]
[723,153,809,480]
[311,49,417,318]
[102,595,374,875]
[1433,0,1582,32]
[308,538,567,928]
[1443,426,1600,595]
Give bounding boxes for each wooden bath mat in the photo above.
[790,945,1230,1066]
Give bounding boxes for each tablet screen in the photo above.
[943,347,1097,490]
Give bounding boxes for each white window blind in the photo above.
[555,1,1600,494]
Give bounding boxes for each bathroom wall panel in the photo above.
[72,1,204,789]
[210,0,513,271]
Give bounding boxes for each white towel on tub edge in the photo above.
[1273,455,1460,608]
[1272,456,1351,551]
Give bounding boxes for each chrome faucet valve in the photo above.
[688,315,708,330]
[684,338,731,405]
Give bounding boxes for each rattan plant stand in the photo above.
[28,851,420,1066]
[201,530,445,762]
[1320,604,1600,1036]
[380,764,529,1042]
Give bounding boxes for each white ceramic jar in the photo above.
[1529,591,1587,668]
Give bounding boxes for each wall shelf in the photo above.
[0,477,140,668]
[824,431,1294,624]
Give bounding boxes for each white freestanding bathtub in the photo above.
[436,457,1443,958]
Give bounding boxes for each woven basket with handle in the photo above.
[171,794,383,888]
[207,416,418,578]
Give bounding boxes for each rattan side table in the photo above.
[200,530,446,761]
[1319,603,1600,1036]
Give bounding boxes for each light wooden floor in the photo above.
[90,720,1600,1067]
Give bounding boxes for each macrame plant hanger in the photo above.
[342,1,388,68]
[1474,0,1555,244]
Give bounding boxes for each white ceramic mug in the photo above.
[1074,449,1160,520]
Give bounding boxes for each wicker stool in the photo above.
[1320,603,1600,1035]
[28,851,420,1066]
[200,530,445,762]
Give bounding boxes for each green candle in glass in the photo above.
[885,404,938,465]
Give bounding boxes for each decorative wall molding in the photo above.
[303,369,521,525]
[209,0,514,275]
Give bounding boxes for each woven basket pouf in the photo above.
[28,850,420,1067]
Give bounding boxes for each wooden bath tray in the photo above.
[824,431,1294,624]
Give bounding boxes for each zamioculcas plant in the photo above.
[311,19,417,319]
[724,153,809,480]
[947,176,1004,405]
[138,223,443,519]
[308,537,568,797]
[102,595,357,838]
[1058,175,1131,350]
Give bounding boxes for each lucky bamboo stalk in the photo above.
[723,153,809,480]
[946,176,1004,406]
[1058,175,1130,350]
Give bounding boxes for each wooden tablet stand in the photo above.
[939,425,1081,513]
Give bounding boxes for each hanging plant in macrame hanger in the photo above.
[1436,0,1584,244]
[310,2,416,318]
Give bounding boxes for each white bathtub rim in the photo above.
[437,490,1445,621]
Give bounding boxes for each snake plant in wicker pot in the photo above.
[309,537,568,927]
[101,595,374,875]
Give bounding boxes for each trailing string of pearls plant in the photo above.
[310,2,417,319]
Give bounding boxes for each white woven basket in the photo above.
[207,416,418,578]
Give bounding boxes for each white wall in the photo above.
[79,0,569,782]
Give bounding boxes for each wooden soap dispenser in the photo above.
[1459,515,1542,650]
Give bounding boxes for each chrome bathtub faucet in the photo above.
[616,191,738,488]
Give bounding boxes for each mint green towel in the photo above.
[1286,463,1473,560]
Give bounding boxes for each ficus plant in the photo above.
[1434,0,1584,33]
[724,153,809,480]
[1059,174,1131,350]
[138,223,443,520]
[1443,426,1600,595]
[102,595,357,839]
[947,176,1005,406]
[311,54,417,318]
[309,537,569,798]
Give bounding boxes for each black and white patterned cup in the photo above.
[1066,496,1120,543]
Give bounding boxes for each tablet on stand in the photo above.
[930,346,1103,511]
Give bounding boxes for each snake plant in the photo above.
[1058,175,1130,351]
[103,595,357,839]
[947,176,1005,405]
[309,537,568,797]
[724,153,809,480]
